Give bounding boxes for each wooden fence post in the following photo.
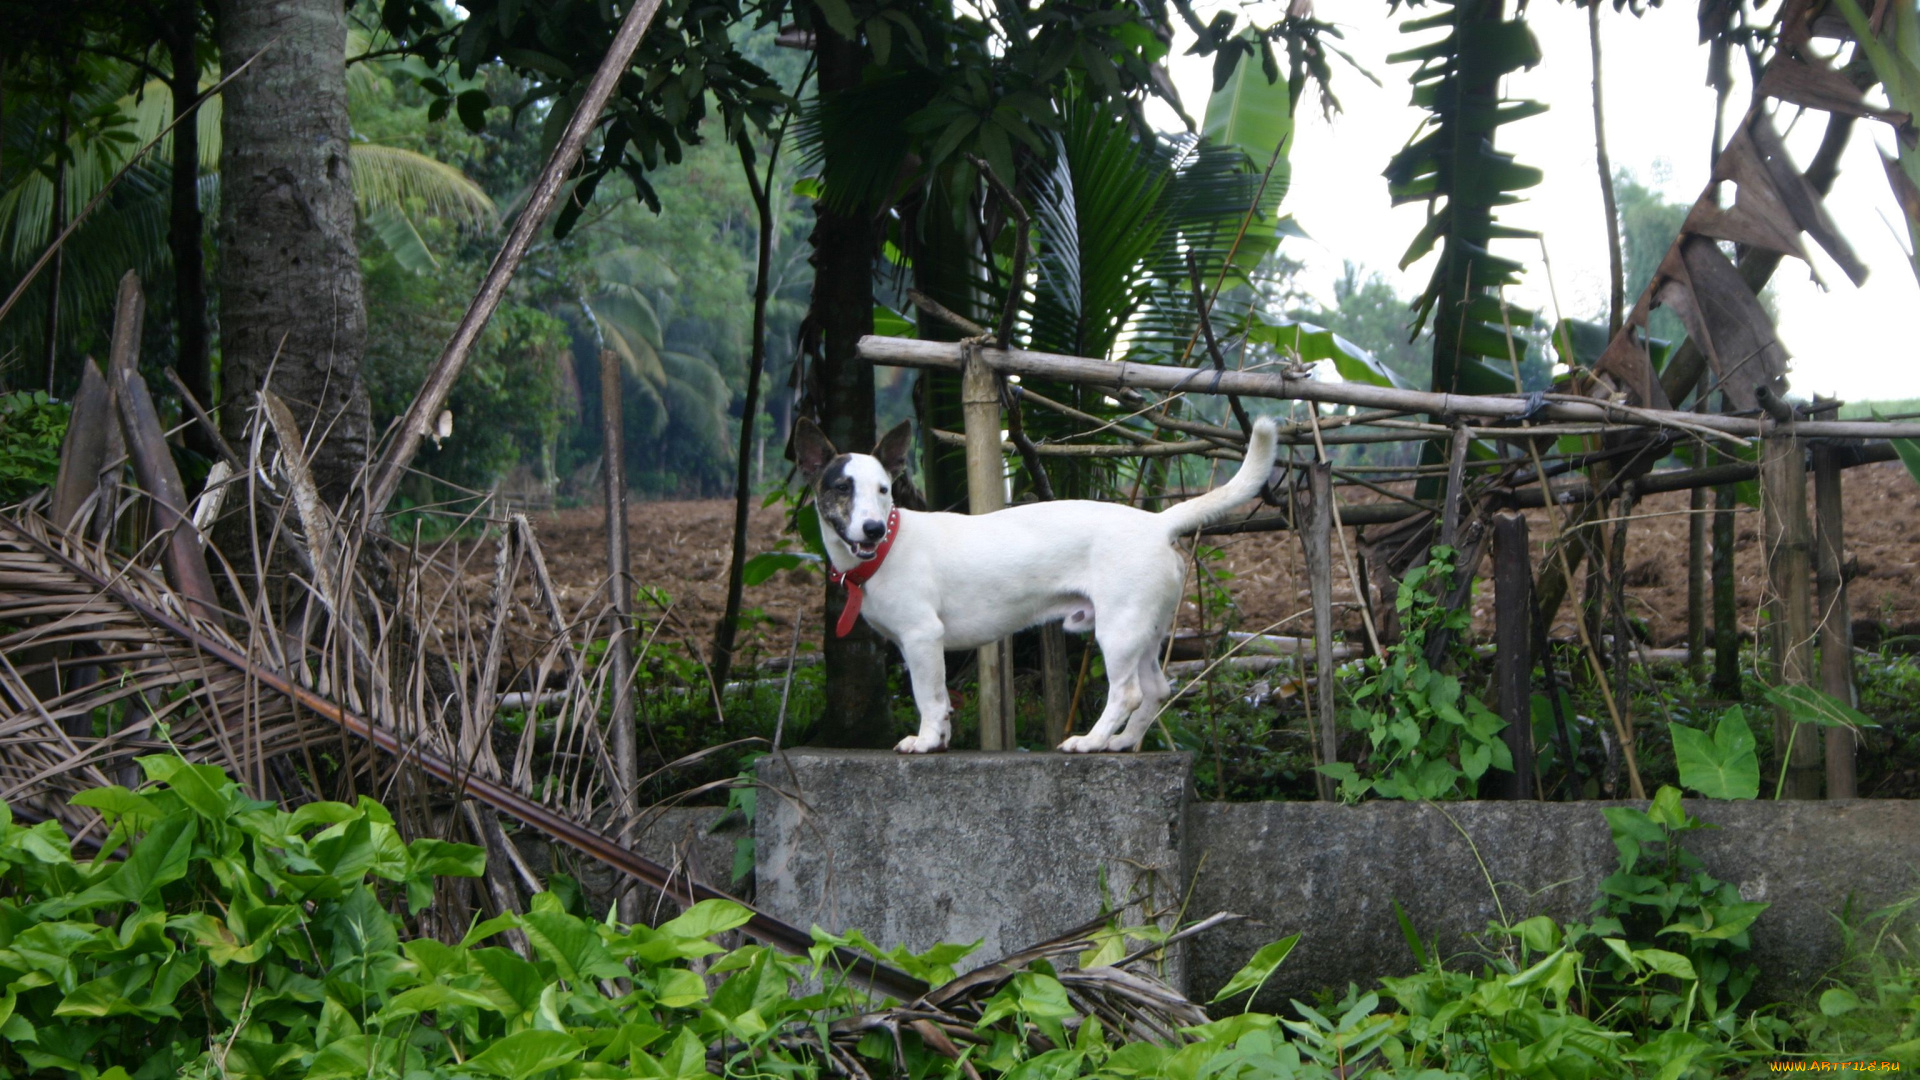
[1813,442,1856,798]
[961,345,1015,750]
[1041,625,1071,747]
[1761,432,1820,798]
[1493,511,1534,799]
[1711,483,1740,695]
[600,349,639,919]
[1305,462,1337,801]
[1687,486,1707,682]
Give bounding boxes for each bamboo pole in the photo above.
[1493,511,1534,799]
[858,336,1920,441]
[1813,442,1856,798]
[1304,462,1337,801]
[961,346,1014,750]
[599,349,638,920]
[1762,434,1820,799]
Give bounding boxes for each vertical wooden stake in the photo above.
[1493,511,1534,799]
[1305,462,1338,800]
[1438,423,1470,551]
[1608,483,1636,683]
[1041,623,1071,747]
[1813,442,1856,798]
[1711,484,1740,695]
[600,349,639,920]
[961,345,1014,750]
[1761,433,1819,798]
[1687,486,1708,682]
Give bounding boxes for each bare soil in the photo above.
[491,459,1920,661]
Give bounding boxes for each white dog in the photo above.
[795,415,1279,754]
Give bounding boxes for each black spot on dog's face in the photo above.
[813,453,894,559]
[816,456,856,539]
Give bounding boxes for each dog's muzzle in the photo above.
[847,519,886,560]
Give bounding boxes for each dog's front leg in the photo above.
[895,635,952,753]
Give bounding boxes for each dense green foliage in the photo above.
[1321,548,1513,802]
[4,762,1914,1079]
[0,390,70,505]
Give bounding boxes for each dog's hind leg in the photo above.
[1105,655,1172,752]
[895,634,953,753]
[1058,628,1153,753]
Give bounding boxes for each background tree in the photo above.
[214,0,370,498]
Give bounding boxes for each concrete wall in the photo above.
[752,751,1920,1009]
[755,750,1192,981]
[1188,798,1920,1008]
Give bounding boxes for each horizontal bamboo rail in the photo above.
[858,336,1920,442]
[1203,441,1898,535]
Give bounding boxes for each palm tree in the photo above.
[0,57,495,393]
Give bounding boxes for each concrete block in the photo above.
[1186,799,1920,1010]
[756,749,1192,983]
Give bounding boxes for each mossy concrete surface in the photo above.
[753,752,1919,1009]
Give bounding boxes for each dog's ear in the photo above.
[873,420,914,477]
[793,417,837,481]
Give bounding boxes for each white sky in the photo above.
[1146,1,1919,402]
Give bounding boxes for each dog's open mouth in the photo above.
[848,539,879,560]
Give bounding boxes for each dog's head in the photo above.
[794,418,913,561]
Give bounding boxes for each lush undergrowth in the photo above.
[2,761,1915,1078]
[593,625,1920,810]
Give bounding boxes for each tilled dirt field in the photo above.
[468,459,1920,663]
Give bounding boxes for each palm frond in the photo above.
[350,143,496,228]
[1025,100,1170,361]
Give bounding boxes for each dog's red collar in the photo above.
[826,507,899,638]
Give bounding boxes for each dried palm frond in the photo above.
[0,496,928,999]
[0,510,312,819]
[772,912,1241,1078]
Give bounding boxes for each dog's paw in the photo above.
[1057,734,1106,753]
[895,734,947,754]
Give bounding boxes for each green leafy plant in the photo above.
[1763,684,1880,800]
[1320,547,1511,801]
[0,389,69,505]
[1671,705,1759,800]
[1591,786,1769,1025]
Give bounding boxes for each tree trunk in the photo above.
[167,0,216,463]
[808,17,890,748]
[214,0,369,501]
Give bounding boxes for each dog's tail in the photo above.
[1156,416,1278,537]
